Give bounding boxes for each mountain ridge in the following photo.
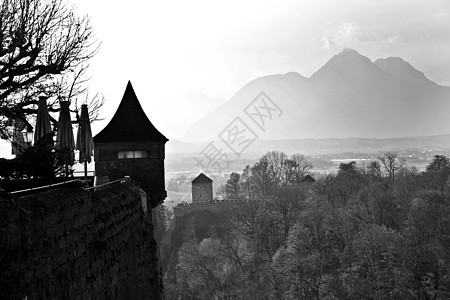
[168,133,450,155]
[182,49,450,142]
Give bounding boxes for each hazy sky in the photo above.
[1,0,450,157]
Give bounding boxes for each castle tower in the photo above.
[191,173,213,203]
[93,81,168,207]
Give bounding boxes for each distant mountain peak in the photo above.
[310,48,382,83]
[340,48,363,56]
[376,56,405,64]
[183,49,449,142]
[335,48,369,61]
[375,56,415,71]
[374,57,435,85]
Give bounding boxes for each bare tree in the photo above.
[0,0,102,140]
[378,152,405,185]
[291,153,313,184]
[280,158,297,186]
[250,156,273,197]
[277,154,314,186]
[263,151,287,190]
[272,185,306,239]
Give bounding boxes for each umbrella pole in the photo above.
[84,160,88,180]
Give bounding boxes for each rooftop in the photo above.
[93,81,168,144]
[191,173,213,184]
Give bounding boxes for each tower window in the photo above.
[118,151,149,159]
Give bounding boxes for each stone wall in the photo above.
[94,142,166,208]
[0,182,163,300]
[173,202,236,219]
[173,198,271,219]
[192,182,213,203]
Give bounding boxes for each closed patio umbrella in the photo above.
[56,101,75,153]
[56,101,75,176]
[76,104,94,179]
[34,96,52,144]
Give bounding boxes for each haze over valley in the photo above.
[162,49,450,194]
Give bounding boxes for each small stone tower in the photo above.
[191,173,213,203]
[93,81,168,207]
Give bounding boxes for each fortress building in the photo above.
[191,173,213,203]
[93,81,168,207]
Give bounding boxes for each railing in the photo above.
[10,179,81,195]
[83,177,129,191]
[9,176,131,196]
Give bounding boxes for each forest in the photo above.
[164,151,450,300]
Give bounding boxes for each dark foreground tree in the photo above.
[426,155,450,172]
[366,160,382,181]
[338,160,357,174]
[0,0,102,140]
[225,172,241,199]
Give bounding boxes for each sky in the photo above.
[1,0,450,158]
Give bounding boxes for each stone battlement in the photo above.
[173,198,272,218]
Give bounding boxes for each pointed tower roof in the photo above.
[93,81,168,143]
[191,173,213,184]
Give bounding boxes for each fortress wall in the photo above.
[0,182,163,300]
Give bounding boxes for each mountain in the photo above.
[165,134,450,156]
[182,49,450,143]
[311,48,386,85]
[374,57,435,85]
